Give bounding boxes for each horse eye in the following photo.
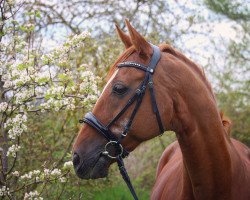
[112,84,128,95]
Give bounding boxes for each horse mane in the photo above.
[159,44,215,100]
[159,44,232,135]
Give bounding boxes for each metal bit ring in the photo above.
[102,141,123,159]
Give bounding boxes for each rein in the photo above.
[79,45,164,200]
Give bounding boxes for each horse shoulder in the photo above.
[230,138,250,200]
[230,138,250,174]
[156,141,180,177]
[151,141,184,200]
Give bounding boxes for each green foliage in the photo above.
[93,185,150,200]
[215,65,250,146]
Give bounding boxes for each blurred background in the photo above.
[0,0,249,199]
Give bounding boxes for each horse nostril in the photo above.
[73,153,80,167]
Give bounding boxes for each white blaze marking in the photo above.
[96,69,130,136]
[94,69,119,105]
[100,69,119,97]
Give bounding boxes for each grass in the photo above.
[93,185,150,200]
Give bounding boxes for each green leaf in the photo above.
[35,11,41,18]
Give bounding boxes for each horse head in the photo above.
[72,20,173,179]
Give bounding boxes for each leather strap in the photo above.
[148,45,161,71]
[148,75,164,134]
[117,156,139,200]
[118,62,149,72]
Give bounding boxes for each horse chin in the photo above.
[75,155,111,179]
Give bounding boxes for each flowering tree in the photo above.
[0,1,99,199]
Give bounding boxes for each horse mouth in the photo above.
[74,153,110,179]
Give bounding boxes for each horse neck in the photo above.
[159,55,232,199]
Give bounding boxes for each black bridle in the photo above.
[79,44,164,200]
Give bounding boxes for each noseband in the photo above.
[79,45,164,200]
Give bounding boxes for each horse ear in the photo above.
[125,19,152,58]
[115,24,132,49]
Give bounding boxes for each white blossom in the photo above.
[63,161,73,169]
[3,80,12,88]
[7,144,21,157]
[46,86,64,97]
[5,114,27,140]
[41,97,77,112]
[20,170,41,180]
[34,70,51,83]
[59,177,66,183]
[15,90,33,104]
[12,171,20,177]
[2,73,11,81]
[43,168,61,178]
[24,190,43,200]
[0,102,8,112]
[35,176,40,182]
[50,168,61,177]
[44,169,50,176]
[0,186,10,197]
[42,31,90,64]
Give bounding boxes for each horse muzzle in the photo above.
[73,150,111,179]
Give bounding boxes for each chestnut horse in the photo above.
[73,20,250,200]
